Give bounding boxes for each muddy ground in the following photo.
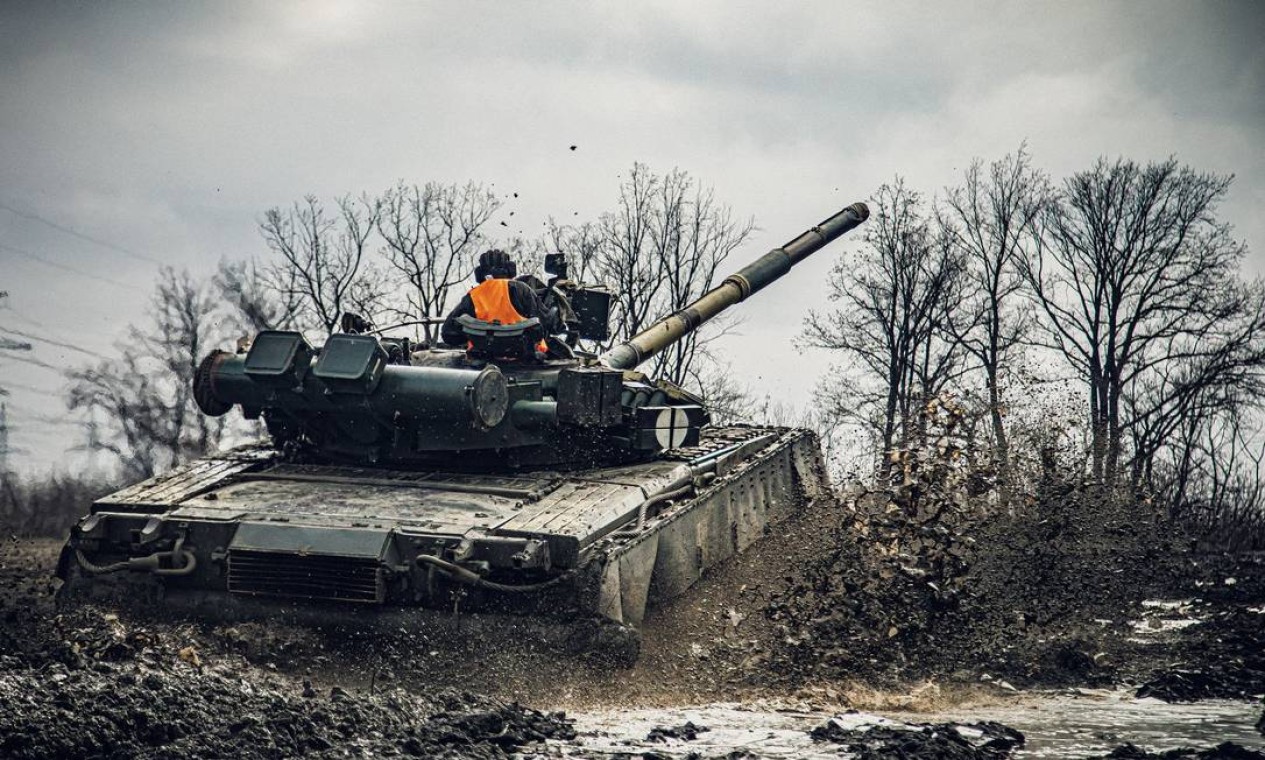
[762,485,1265,698]
[2,486,1263,758]
[0,541,580,759]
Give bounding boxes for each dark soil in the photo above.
[809,715,1025,759]
[1133,554,1265,702]
[0,666,572,759]
[760,476,1265,695]
[0,539,575,759]
[645,720,709,742]
[1090,742,1265,759]
[2,474,1262,759]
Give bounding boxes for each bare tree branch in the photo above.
[1019,157,1260,486]
[802,178,966,476]
[377,181,501,343]
[66,268,230,479]
[259,194,384,334]
[938,144,1049,492]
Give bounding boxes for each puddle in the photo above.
[1128,599,1206,643]
[550,691,1263,758]
[921,689,1262,758]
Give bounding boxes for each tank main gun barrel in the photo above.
[601,202,869,371]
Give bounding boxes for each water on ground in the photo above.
[555,691,1263,758]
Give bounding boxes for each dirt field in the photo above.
[2,488,1263,758]
[0,496,855,758]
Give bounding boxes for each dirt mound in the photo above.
[760,476,1233,689]
[809,714,1024,759]
[1135,607,1265,701]
[1091,742,1265,759]
[645,720,709,743]
[0,539,575,759]
[0,664,572,759]
[1124,553,1265,703]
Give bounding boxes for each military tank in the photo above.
[58,202,869,652]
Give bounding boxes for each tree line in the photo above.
[22,151,1263,547]
[804,147,1265,545]
[63,164,751,482]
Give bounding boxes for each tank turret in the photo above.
[192,203,869,468]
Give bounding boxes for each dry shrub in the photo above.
[0,471,116,537]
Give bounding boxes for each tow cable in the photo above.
[75,534,198,576]
[415,554,573,593]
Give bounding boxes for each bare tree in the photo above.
[214,257,302,333]
[585,164,753,385]
[1157,405,1265,549]
[651,177,753,386]
[259,194,384,334]
[803,179,965,475]
[692,361,750,424]
[1128,283,1265,488]
[1021,157,1260,485]
[589,164,668,353]
[939,146,1048,491]
[543,219,603,284]
[67,268,228,479]
[377,181,501,343]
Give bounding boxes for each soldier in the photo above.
[440,249,550,351]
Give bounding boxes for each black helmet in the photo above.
[474,249,517,282]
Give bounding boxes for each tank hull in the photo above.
[59,427,828,634]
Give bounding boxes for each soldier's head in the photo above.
[474,249,517,282]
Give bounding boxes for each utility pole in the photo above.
[0,288,32,393]
[0,403,9,475]
[0,288,27,473]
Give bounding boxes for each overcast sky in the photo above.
[1,1,1262,473]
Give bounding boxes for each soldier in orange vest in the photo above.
[441,250,550,354]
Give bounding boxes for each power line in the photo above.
[1,303,125,348]
[0,379,66,398]
[5,412,82,428]
[0,350,63,372]
[0,199,164,266]
[0,305,45,329]
[0,242,144,292]
[0,326,110,360]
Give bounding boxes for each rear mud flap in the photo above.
[592,431,828,625]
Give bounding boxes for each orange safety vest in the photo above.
[470,278,526,324]
[468,279,548,354]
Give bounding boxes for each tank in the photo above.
[58,202,869,656]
